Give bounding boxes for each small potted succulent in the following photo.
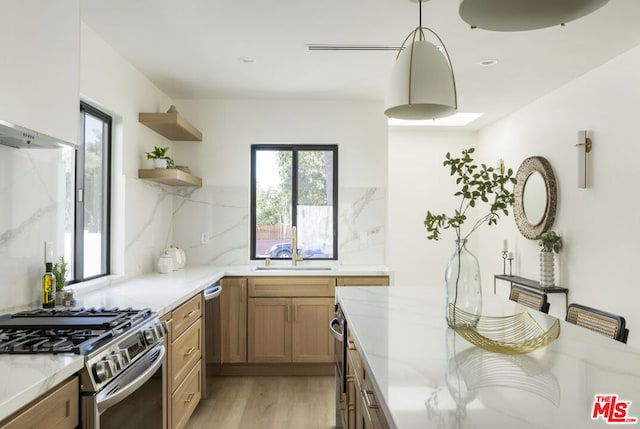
[145,146,175,169]
[537,230,562,287]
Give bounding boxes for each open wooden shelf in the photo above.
[138,169,202,187]
[138,112,202,141]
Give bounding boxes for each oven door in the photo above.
[82,342,166,429]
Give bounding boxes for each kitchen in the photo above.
[2,0,640,428]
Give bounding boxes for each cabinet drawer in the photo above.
[248,277,336,297]
[171,360,202,429]
[336,276,389,286]
[1,377,79,429]
[172,294,202,340]
[171,318,202,391]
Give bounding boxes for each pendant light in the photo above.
[384,0,457,120]
[458,0,610,31]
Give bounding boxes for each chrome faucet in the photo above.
[291,226,303,266]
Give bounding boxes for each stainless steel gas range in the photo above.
[0,307,168,429]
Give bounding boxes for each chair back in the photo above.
[566,303,629,344]
[509,285,550,313]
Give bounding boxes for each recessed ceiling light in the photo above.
[239,57,256,64]
[388,113,483,127]
[479,59,498,66]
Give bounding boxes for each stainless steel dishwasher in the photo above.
[202,281,222,398]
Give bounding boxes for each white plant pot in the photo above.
[153,158,167,169]
[539,251,555,287]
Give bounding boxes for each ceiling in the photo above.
[81,0,640,129]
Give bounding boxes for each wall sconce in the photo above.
[576,130,593,188]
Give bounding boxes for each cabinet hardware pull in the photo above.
[184,393,195,404]
[364,389,378,409]
[184,347,196,357]
[347,340,356,351]
[184,310,196,319]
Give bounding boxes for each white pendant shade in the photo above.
[384,39,457,120]
[458,0,610,31]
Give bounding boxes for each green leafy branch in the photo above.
[424,148,516,241]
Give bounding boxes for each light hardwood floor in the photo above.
[186,376,336,429]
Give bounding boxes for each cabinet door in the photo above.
[221,277,247,363]
[248,298,292,363]
[292,297,335,363]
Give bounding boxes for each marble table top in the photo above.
[335,286,640,428]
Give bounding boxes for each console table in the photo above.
[494,274,569,314]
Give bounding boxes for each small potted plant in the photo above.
[537,230,562,287]
[145,146,175,169]
[52,256,68,305]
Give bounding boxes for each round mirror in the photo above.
[522,172,546,226]
[513,156,557,239]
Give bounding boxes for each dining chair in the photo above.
[509,284,550,313]
[566,303,629,344]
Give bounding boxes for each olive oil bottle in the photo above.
[42,262,56,308]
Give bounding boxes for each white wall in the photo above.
[474,44,640,346]
[387,45,640,347]
[170,99,389,266]
[387,130,478,287]
[80,23,176,277]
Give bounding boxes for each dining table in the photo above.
[334,285,640,428]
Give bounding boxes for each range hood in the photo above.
[0,119,74,149]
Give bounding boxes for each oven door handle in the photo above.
[95,342,165,414]
[329,317,343,342]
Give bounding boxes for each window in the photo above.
[251,145,338,260]
[63,102,111,282]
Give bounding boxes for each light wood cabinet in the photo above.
[337,276,389,286]
[292,297,335,363]
[346,330,389,429]
[171,362,202,429]
[221,277,247,363]
[248,297,292,363]
[0,376,79,429]
[163,293,203,429]
[247,277,335,364]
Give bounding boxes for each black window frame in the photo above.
[250,144,338,261]
[72,101,112,283]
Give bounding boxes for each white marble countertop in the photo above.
[335,286,640,429]
[0,263,390,421]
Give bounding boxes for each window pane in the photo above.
[296,150,334,259]
[82,111,108,278]
[255,150,292,258]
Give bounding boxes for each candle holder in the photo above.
[501,251,508,275]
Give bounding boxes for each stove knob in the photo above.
[143,327,158,345]
[109,353,123,372]
[119,349,131,366]
[154,321,168,338]
[93,360,112,383]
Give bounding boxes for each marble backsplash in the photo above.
[1,155,386,312]
[170,185,386,266]
[0,145,68,312]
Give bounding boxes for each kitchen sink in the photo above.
[254,266,334,271]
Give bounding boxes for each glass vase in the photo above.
[445,239,482,328]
